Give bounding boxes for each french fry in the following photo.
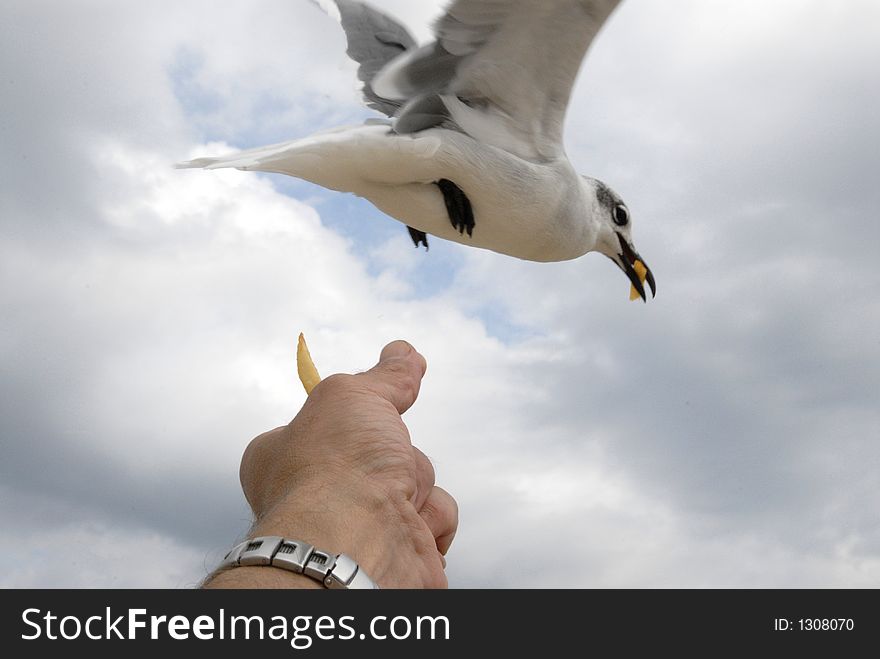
[629,260,649,301]
[297,333,322,395]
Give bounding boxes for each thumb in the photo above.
[358,340,428,414]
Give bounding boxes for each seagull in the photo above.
[177,0,656,301]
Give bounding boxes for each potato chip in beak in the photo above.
[616,233,656,303]
[630,260,650,301]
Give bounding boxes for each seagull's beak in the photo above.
[615,232,656,302]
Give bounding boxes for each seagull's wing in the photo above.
[331,0,417,117]
[372,0,622,161]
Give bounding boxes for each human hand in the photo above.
[206,341,457,589]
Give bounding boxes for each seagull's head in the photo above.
[584,177,656,302]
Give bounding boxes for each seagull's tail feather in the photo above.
[174,138,307,173]
[174,125,429,191]
[174,157,224,170]
[176,123,445,198]
[319,0,417,117]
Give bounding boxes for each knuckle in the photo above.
[415,451,436,487]
[447,495,460,523]
[385,359,421,397]
[431,488,458,523]
[421,499,440,523]
[312,373,357,398]
[382,357,410,377]
[240,428,279,474]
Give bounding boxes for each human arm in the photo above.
[203,341,457,589]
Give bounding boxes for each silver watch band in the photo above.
[220,536,379,589]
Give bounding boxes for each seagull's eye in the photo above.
[613,204,629,227]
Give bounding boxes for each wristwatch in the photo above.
[220,536,379,589]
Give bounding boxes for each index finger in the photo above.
[358,340,428,415]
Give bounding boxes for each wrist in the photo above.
[203,564,322,589]
[249,478,446,588]
[248,481,417,586]
[204,535,377,589]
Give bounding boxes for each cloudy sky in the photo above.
[2,0,878,588]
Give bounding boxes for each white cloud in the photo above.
[0,486,210,589]
[1,0,879,590]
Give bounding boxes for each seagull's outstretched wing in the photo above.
[372,0,622,161]
[331,0,417,117]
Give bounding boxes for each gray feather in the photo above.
[391,43,462,99]
[333,0,417,117]
[394,93,456,134]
